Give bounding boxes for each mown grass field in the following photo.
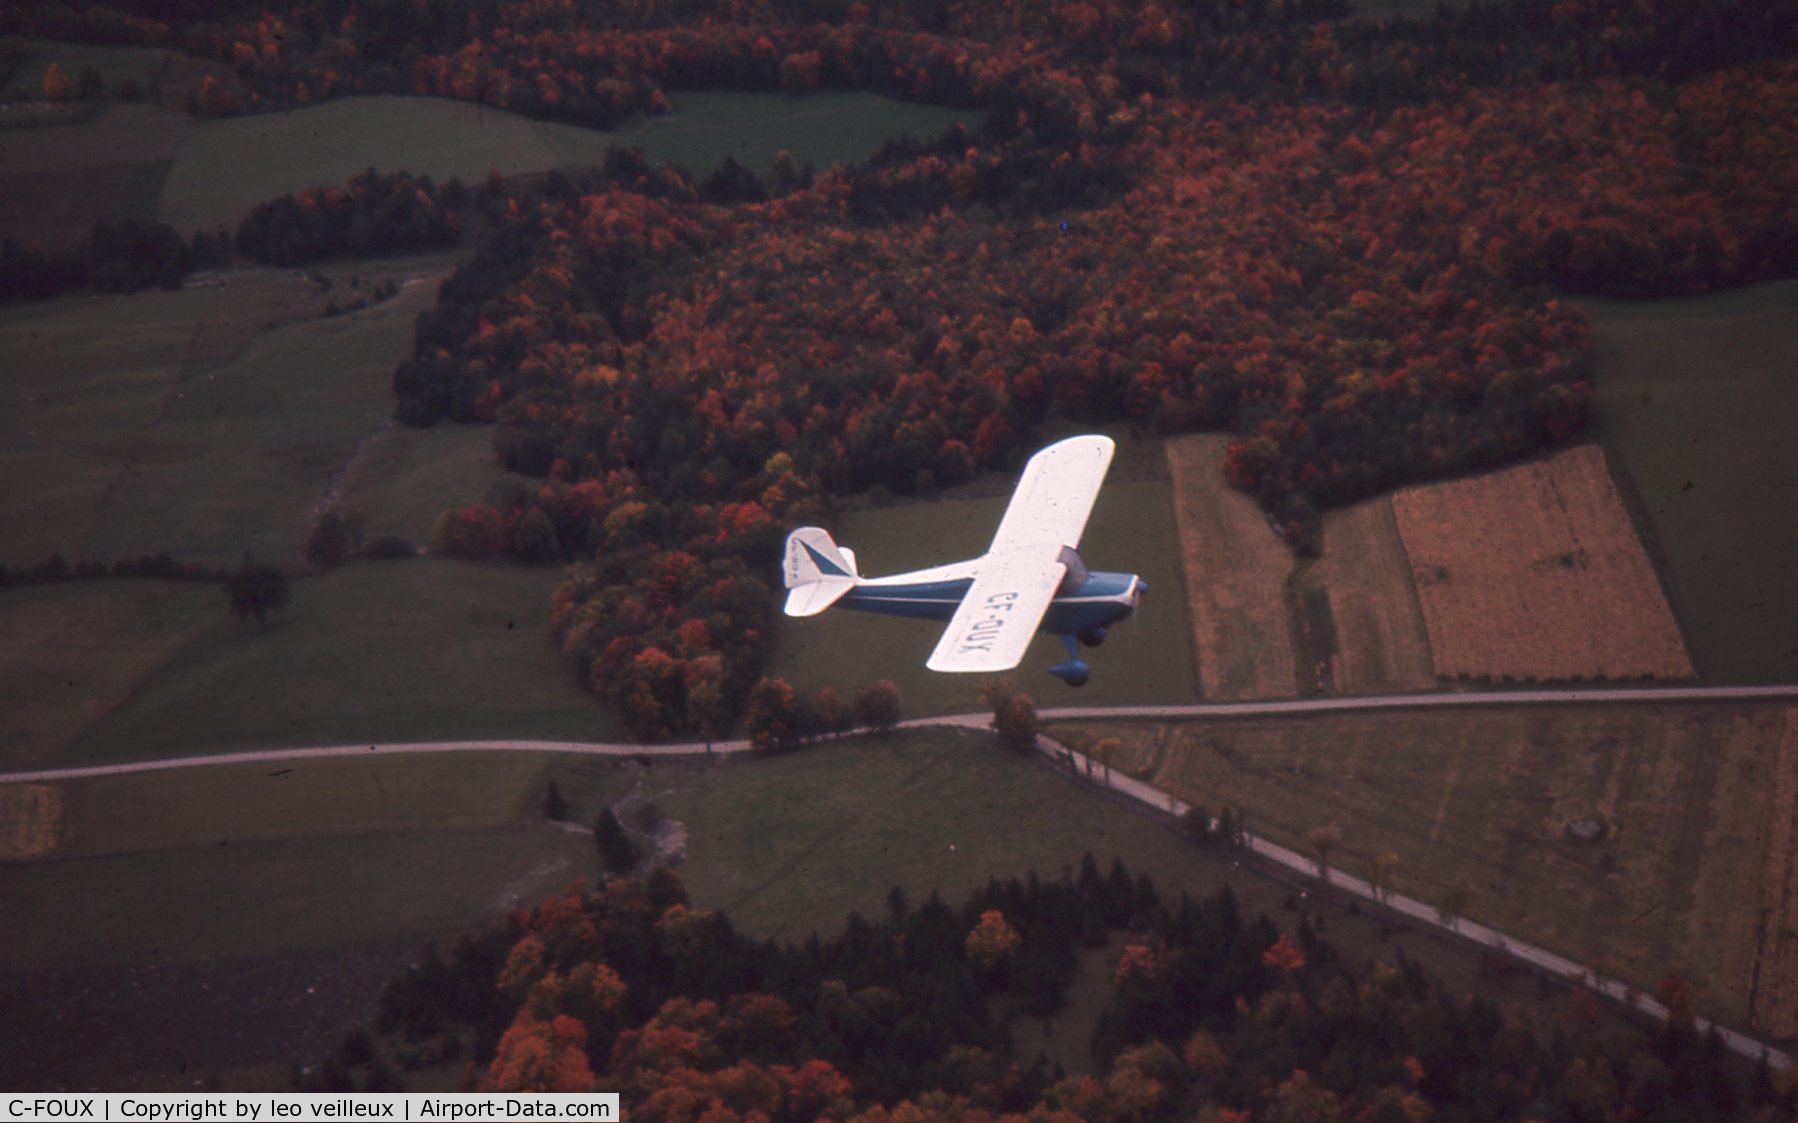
[0,580,218,771]
[1390,444,1693,683]
[0,825,593,970]
[154,96,575,233]
[0,750,605,970]
[538,90,980,180]
[762,468,1200,716]
[1585,281,1798,685]
[0,246,623,771]
[86,266,449,568]
[0,102,186,249]
[155,90,980,234]
[61,558,622,765]
[0,253,456,568]
[1054,701,1797,1036]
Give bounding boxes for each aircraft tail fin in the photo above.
[783,527,860,617]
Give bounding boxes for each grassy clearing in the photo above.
[1165,434,1299,700]
[1056,701,1795,1034]
[334,422,516,547]
[0,580,217,771]
[0,248,613,773]
[0,102,186,248]
[763,470,1199,716]
[0,253,456,569]
[56,751,554,858]
[1390,444,1693,682]
[83,265,445,567]
[0,751,615,970]
[652,728,1209,942]
[65,558,621,765]
[0,824,595,970]
[1585,281,1798,685]
[0,101,185,171]
[0,284,197,564]
[0,254,454,567]
[538,90,980,179]
[155,96,574,233]
[1298,496,1435,695]
[156,91,979,233]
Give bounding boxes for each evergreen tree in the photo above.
[224,559,289,625]
[595,808,639,874]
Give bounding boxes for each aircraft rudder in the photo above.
[782,527,860,616]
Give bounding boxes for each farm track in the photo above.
[5,683,1796,1069]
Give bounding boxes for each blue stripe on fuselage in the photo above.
[842,578,972,622]
[841,571,1140,633]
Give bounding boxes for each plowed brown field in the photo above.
[1391,445,1693,682]
[0,783,62,860]
[1752,711,1798,1040]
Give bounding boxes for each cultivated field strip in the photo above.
[0,783,62,860]
[1303,496,1436,695]
[1754,709,1798,1039]
[1392,445,1694,683]
[1165,435,1298,700]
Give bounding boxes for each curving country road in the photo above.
[7,683,1795,785]
[3,681,1795,1068]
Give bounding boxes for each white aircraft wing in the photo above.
[986,435,1115,554]
[926,551,1065,673]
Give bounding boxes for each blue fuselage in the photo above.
[841,570,1144,637]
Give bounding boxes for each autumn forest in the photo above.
[5,0,1798,1113]
[5,0,1796,741]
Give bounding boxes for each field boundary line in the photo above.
[1037,683,1798,723]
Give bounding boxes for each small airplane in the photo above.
[782,434,1145,686]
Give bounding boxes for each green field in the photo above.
[0,252,460,569]
[60,557,621,765]
[539,90,980,180]
[0,580,218,771]
[0,102,188,250]
[154,96,575,233]
[156,90,979,233]
[0,242,628,771]
[1586,281,1798,684]
[763,441,1201,715]
[0,751,596,969]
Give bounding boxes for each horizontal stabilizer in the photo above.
[785,577,857,617]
